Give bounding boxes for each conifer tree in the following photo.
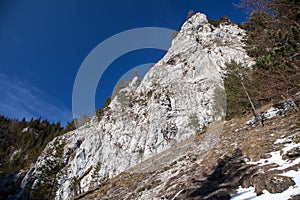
[238,0,300,107]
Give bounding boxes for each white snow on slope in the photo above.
[231,137,300,200]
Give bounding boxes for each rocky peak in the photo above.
[21,12,253,199]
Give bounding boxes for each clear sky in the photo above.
[0,0,247,125]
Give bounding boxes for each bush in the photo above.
[209,16,231,27]
[95,97,111,120]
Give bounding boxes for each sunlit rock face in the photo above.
[21,13,252,199]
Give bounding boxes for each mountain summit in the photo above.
[21,13,253,199]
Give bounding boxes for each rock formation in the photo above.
[21,13,253,199]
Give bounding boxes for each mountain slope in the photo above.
[76,104,300,200]
[21,13,252,199]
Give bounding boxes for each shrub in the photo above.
[209,16,231,27]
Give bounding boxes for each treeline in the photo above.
[223,0,300,119]
[0,116,67,179]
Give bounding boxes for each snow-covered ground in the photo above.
[231,137,300,200]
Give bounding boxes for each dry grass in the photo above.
[202,108,300,170]
[80,172,150,199]
[77,105,300,199]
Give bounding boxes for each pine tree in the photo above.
[222,61,264,124]
[239,0,300,106]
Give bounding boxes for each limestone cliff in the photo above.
[21,13,252,199]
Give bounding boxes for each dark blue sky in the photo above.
[0,0,247,125]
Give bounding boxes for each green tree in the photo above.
[29,139,66,199]
[239,0,300,106]
[222,61,261,121]
[65,119,76,132]
[95,97,111,120]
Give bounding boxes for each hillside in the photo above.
[75,102,300,199]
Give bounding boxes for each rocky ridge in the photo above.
[21,13,253,199]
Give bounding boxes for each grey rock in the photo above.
[286,147,300,158]
[21,12,252,200]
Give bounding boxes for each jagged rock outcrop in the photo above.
[21,13,252,199]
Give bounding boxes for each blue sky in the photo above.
[0,0,247,125]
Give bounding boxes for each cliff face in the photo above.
[21,13,252,199]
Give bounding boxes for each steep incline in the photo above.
[77,105,300,200]
[129,121,223,173]
[21,13,252,199]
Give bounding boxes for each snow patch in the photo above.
[231,136,300,200]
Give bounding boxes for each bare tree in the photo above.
[187,10,195,19]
